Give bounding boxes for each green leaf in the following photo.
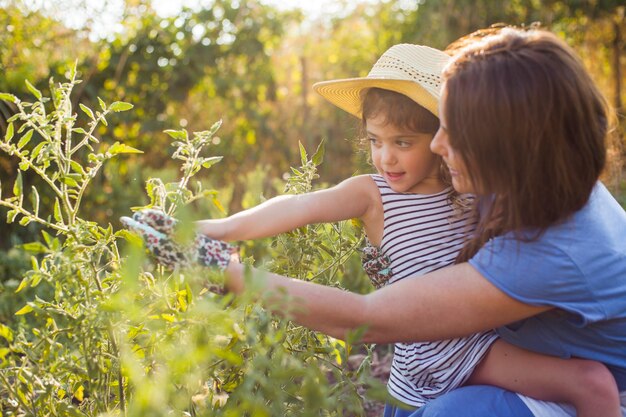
[79,103,95,120]
[15,304,34,315]
[74,386,85,402]
[291,167,302,176]
[13,171,23,197]
[98,97,106,111]
[69,63,76,80]
[41,230,53,246]
[5,122,14,142]
[30,273,42,288]
[15,277,30,293]
[18,217,31,226]
[60,175,79,187]
[30,186,40,216]
[208,119,223,136]
[17,130,34,149]
[201,156,223,168]
[212,197,226,214]
[312,138,326,166]
[31,141,46,159]
[70,160,86,175]
[25,79,42,100]
[72,127,87,134]
[109,101,133,112]
[0,347,9,364]
[164,129,188,140]
[299,141,307,165]
[109,141,143,155]
[146,181,155,201]
[53,198,62,222]
[0,93,17,103]
[6,210,18,223]
[115,229,143,245]
[0,323,13,342]
[18,161,29,171]
[41,229,60,250]
[21,242,47,253]
[161,313,176,322]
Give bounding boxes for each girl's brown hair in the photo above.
[443,28,610,262]
[361,87,440,135]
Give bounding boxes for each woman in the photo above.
[222,28,626,416]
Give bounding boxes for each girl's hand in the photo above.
[121,209,237,271]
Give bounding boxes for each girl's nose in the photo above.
[380,147,396,165]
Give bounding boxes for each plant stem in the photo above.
[0,199,69,233]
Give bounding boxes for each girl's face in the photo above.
[366,113,444,194]
[430,89,475,194]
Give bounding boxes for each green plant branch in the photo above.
[286,346,345,373]
[0,199,69,233]
[71,160,104,220]
[309,234,364,281]
[69,110,110,155]
[0,141,65,199]
[0,369,38,416]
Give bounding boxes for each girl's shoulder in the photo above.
[339,174,381,195]
[328,175,382,215]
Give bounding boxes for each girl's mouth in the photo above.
[386,172,404,181]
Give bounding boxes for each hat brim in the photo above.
[313,78,440,119]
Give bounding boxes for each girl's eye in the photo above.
[397,140,411,148]
[368,138,380,146]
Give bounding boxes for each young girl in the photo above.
[137,43,621,416]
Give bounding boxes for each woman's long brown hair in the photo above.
[443,28,611,262]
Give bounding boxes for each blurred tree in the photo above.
[0,1,96,248]
[0,0,623,236]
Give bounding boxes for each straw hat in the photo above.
[313,44,450,118]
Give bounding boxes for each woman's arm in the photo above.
[197,175,378,241]
[225,261,550,343]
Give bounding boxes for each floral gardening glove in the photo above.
[120,209,237,272]
[360,241,393,289]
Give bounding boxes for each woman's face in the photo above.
[430,88,475,194]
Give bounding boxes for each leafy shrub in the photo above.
[0,68,384,416]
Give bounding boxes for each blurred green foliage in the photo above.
[1,0,623,236]
[0,69,380,415]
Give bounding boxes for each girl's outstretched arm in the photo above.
[467,340,622,417]
[197,175,379,241]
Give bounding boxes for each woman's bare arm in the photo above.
[225,261,550,343]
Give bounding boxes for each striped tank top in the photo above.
[369,174,498,408]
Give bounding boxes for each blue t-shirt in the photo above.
[469,182,626,390]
